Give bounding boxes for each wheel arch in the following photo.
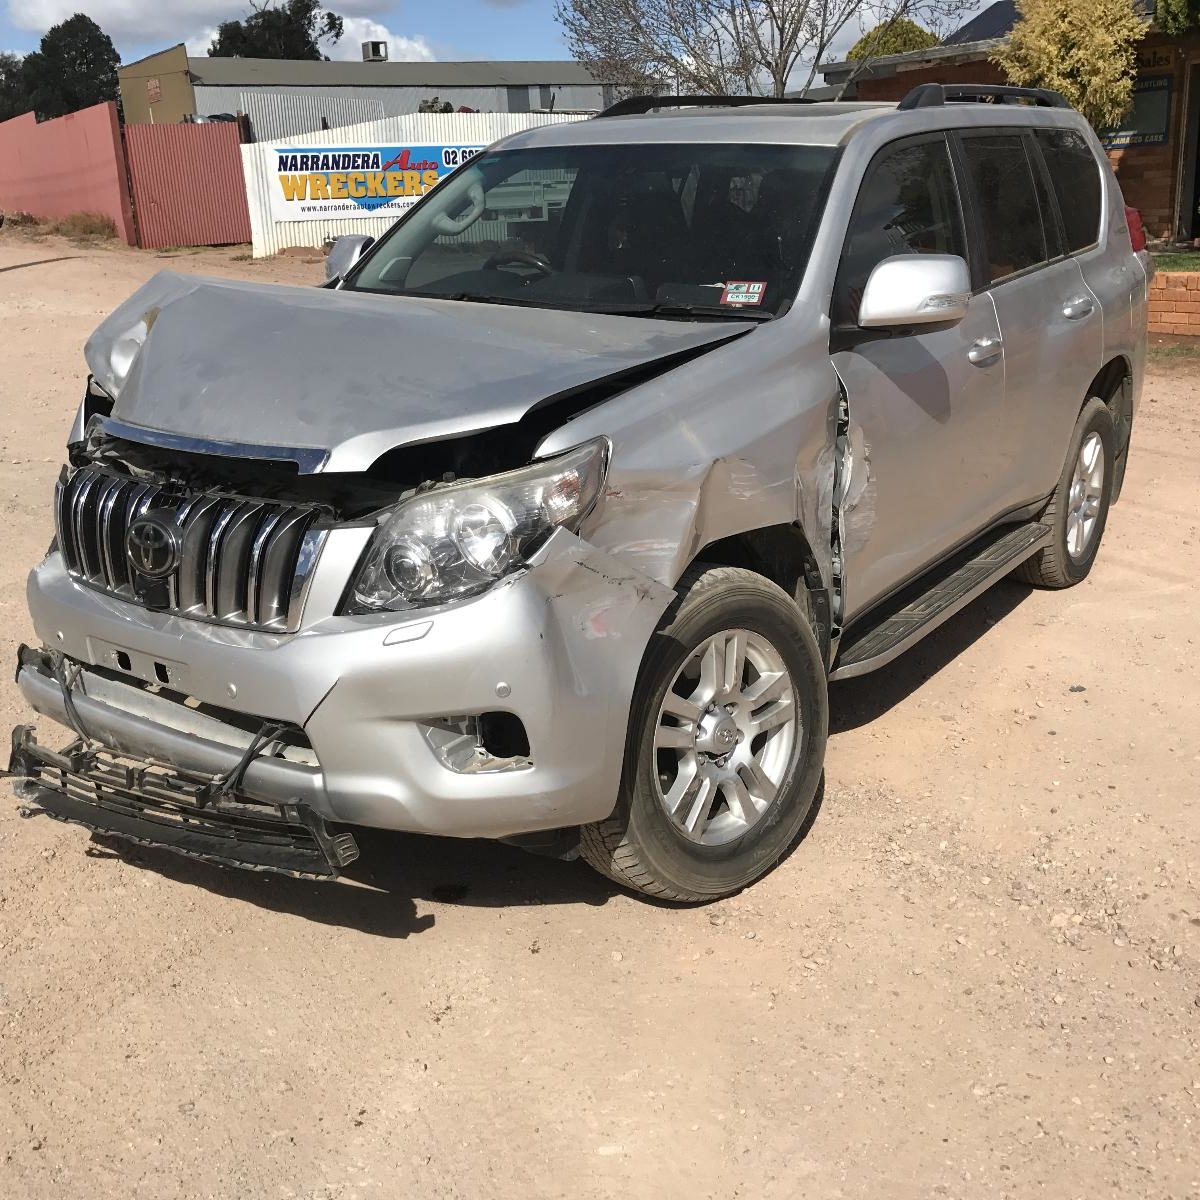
[1085,355,1134,501]
[687,524,832,667]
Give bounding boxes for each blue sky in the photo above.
[2,0,985,74]
[1,0,571,62]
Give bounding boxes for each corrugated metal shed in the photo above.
[241,110,585,257]
[188,57,605,88]
[237,91,386,141]
[195,82,606,126]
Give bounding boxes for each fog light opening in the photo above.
[479,711,530,760]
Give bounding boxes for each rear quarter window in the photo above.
[1035,129,1102,253]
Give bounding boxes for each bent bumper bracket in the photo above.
[7,724,358,881]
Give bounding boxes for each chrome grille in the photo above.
[56,467,326,632]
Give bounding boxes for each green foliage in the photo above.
[418,97,455,113]
[210,0,344,61]
[847,17,939,61]
[0,51,27,122]
[1155,0,1200,35]
[993,0,1146,128]
[19,14,120,121]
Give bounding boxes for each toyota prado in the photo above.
[9,85,1150,901]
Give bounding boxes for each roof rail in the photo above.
[897,83,1071,110]
[596,93,816,119]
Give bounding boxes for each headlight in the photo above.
[348,439,608,612]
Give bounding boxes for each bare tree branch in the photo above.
[557,0,969,98]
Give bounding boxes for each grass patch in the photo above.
[1148,339,1200,361]
[2,211,40,228]
[47,212,117,241]
[1152,251,1200,273]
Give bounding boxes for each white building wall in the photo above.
[240,109,586,257]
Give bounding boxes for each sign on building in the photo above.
[1102,76,1172,149]
[270,142,485,223]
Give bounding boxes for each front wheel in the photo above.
[580,565,828,902]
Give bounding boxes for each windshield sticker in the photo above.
[721,281,767,307]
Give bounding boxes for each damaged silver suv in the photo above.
[11,85,1149,901]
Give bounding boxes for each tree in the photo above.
[210,0,344,61]
[1156,0,1200,34]
[993,0,1146,127]
[847,16,938,59]
[555,0,967,99]
[0,52,29,122]
[19,15,120,121]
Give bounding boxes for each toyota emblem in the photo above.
[126,511,182,578]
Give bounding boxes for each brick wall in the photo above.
[1148,271,1200,333]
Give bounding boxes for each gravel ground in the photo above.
[0,230,1197,1200]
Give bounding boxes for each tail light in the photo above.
[1124,205,1146,252]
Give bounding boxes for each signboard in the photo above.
[146,77,161,105]
[1102,76,1172,149]
[270,142,485,223]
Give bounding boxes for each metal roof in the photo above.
[943,0,1018,45]
[185,57,605,89]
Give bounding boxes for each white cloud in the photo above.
[332,17,435,62]
[185,26,219,55]
[6,1,414,54]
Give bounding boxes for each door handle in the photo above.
[1062,295,1095,320]
[967,336,1003,366]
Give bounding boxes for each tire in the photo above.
[1015,397,1115,589]
[580,565,828,902]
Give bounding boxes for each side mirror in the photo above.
[324,234,375,282]
[857,254,971,328]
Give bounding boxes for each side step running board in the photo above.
[829,522,1050,681]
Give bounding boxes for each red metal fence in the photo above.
[0,103,136,244]
[124,123,252,250]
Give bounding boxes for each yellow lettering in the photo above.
[309,174,331,200]
[402,170,421,197]
[421,169,441,192]
[366,172,387,198]
[278,174,308,201]
[386,173,404,197]
[347,172,366,199]
[328,173,349,199]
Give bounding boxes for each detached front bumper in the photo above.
[15,529,673,841]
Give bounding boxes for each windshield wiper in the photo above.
[597,302,774,322]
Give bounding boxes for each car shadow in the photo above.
[829,579,1033,734]
[70,584,1027,931]
[85,825,620,939]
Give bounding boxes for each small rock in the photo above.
[610,951,623,963]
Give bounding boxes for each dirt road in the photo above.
[1,230,1197,1200]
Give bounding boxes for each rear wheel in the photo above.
[1016,398,1115,589]
[580,565,827,902]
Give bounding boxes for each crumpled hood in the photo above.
[84,272,751,473]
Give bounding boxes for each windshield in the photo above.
[345,142,837,318]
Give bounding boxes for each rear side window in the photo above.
[1036,129,1102,252]
[834,137,966,324]
[960,134,1051,283]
